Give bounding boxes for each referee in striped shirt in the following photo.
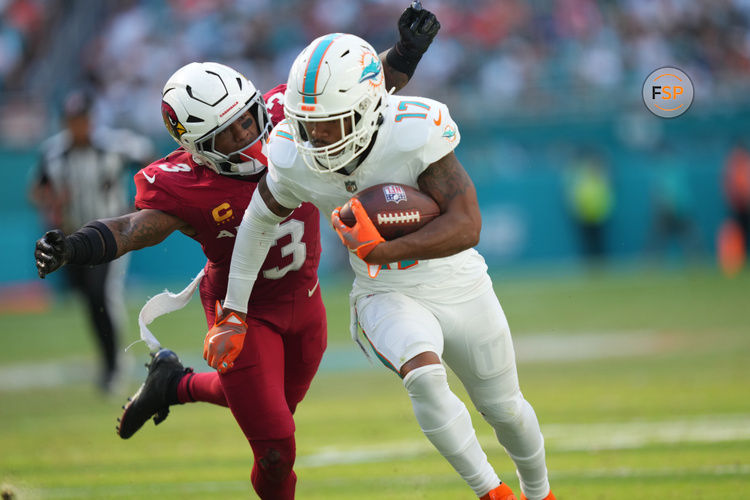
[29,90,155,393]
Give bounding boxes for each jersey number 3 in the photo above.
[262,219,306,280]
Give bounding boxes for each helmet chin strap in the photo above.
[232,158,267,175]
[215,139,269,176]
[335,126,381,176]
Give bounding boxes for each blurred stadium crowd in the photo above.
[2,0,750,146]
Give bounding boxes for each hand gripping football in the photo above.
[339,183,440,240]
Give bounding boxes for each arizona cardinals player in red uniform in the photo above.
[33,6,440,499]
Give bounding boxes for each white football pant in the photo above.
[356,288,550,499]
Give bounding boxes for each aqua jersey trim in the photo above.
[362,329,400,376]
[275,130,294,141]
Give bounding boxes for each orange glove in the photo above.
[331,198,385,259]
[203,301,247,373]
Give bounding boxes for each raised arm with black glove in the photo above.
[387,2,441,78]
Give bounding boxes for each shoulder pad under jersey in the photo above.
[267,120,299,170]
[263,84,287,126]
[387,95,453,153]
[136,150,195,186]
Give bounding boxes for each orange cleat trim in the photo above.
[480,483,517,500]
[520,491,556,500]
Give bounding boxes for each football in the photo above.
[339,183,440,240]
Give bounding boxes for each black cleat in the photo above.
[117,349,191,439]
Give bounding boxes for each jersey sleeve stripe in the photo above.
[276,130,294,141]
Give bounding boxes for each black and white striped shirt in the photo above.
[34,128,154,232]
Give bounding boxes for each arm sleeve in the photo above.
[223,190,287,312]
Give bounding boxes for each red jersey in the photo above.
[134,85,321,315]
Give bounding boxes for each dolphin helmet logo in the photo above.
[359,55,382,86]
[442,125,457,142]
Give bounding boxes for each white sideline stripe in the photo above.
[513,329,667,362]
[11,415,750,498]
[562,462,750,479]
[297,414,750,468]
[23,463,750,498]
[0,330,672,391]
[542,414,750,451]
[0,358,93,390]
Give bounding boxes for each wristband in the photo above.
[386,43,422,78]
[66,221,118,265]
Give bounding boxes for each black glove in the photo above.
[35,229,71,278]
[396,5,441,59]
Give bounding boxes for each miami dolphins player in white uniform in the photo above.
[208,33,555,500]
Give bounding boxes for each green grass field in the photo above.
[1,266,749,499]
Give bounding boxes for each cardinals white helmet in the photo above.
[161,62,270,175]
[284,33,388,173]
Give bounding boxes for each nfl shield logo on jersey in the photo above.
[383,184,407,203]
[345,180,358,193]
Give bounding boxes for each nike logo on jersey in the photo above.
[143,172,156,184]
[307,278,320,297]
[433,110,442,126]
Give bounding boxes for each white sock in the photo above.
[404,364,499,496]
[485,396,550,499]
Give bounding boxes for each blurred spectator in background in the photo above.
[0,0,49,91]
[28,89,155,393]
[646,142,702,262]
[723,140,750,250]
[564,149,614,264]
[3,0,750,148]
[5,0,750,281]
[718,140,750,275]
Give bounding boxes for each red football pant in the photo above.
[184,284,327,499]
[182,285,327,432]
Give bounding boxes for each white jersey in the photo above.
[266,93,491,301]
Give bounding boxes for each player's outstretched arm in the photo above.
[208,177,293,371]
[221,176,293,314]
[380,3,440,92]
[363,152,481,265]
[34,209,189,278]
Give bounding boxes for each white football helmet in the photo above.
[161,62,271,175]
[284,33,388,173]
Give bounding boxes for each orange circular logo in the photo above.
[642,67,693,118]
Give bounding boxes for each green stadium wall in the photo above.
[1,111,741,286]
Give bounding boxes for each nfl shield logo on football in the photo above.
[345,180,358,193]
[383,185,407,203]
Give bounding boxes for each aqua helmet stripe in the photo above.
[302,33,342,105]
